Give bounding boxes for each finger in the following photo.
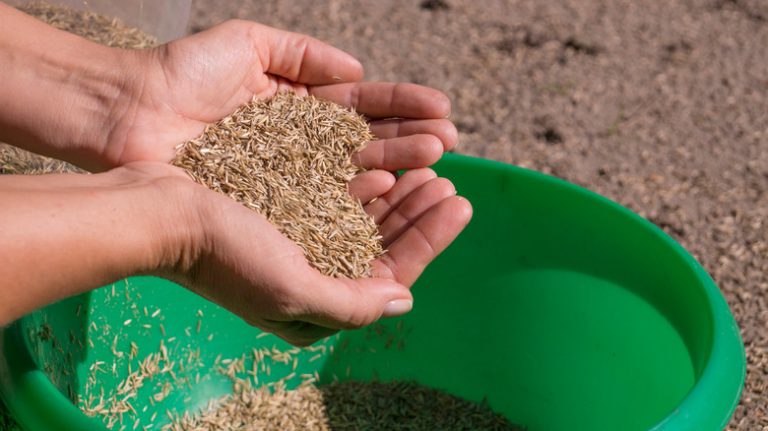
[348,170,396,204]
[365,168,436,224]
[310,82,451,119]
[372,196,472,287]
[368,119,459,152]
[353,135,443,171]
[271,76,310,96]
[249,22,364,84]
[378,177,457,246]
[297,275,413,330]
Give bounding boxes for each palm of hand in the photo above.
[106,20,470,345]
[115,21,454,171]
[116,21,308,165]
[186,164,471,346]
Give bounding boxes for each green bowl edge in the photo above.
[439,153,746,430]
[0,153,746,431]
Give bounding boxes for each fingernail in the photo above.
[382,299,413,317]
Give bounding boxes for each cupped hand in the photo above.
[99,20,470,346]
[146,161,471,346]
[106,20,457,184]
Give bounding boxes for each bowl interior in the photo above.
[3,154,743,431]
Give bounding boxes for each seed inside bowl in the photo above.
[165,380,522,431]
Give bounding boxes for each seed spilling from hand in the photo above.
[173,93,384,278]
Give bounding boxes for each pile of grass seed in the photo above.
[168,381,522,431]
[0,2,157,175]
[173,93,384,278]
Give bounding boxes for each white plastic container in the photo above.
[9,0,191,42]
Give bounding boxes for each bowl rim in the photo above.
[438,153,746,430]
[0,153,746,431]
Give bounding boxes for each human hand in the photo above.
[113,22,468,345]
[0,157,470,345]
[0,9,471,344]
[0,162,196,325]
[162,165,471,346]
[3,9,456,193]
[2,9,457,212]
[108,20,457,181]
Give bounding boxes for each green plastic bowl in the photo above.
[0,154,744,431]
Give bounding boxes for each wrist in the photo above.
[120,166,210,281]
[59,47,145,172]
[0,166,201,323]
[0,3,144,171]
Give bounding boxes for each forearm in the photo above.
[0,169,195,325]
[0,2,141,171]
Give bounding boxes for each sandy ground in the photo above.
[1,0,766,429]
[187,0,767,428]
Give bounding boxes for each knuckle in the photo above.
[289,33,312,51]
[341,308,374,330]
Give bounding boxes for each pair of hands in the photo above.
[139,22,472,345]
[0,12,472,345]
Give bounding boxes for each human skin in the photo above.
[0,4,472,345]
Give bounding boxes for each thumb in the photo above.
[250,22,364,84]
[298,274,413,330]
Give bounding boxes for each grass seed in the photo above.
[172,92,384,278]
[0,2,158,175]
[4,5,513,431]
[165,381,522,431]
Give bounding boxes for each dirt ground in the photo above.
[186,0,768,428]
[1,0,766,429]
